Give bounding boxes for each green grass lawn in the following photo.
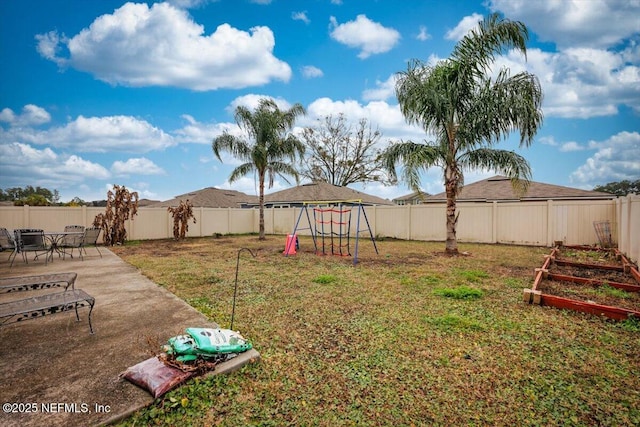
[111,235,640,426]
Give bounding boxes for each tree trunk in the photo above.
[444,167,459,255]
[258,174,266,240]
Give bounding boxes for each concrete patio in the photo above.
[0,247,260,427]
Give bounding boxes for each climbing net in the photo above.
[286,199,378,264]
[313,204,352,257]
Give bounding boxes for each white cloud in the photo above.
[1,114,175,153]
[492,47,640,118]
[226,94,293,113]
[305,97,425,142]
[362,74,397,101]
[292,11,310,25]
[36,2,291,91]
[0,104,51,126]
[488,0,640,49]
[539,136,558,146]
[173,114,239,144]
[416,25,431,41]
[123,181,159,200]
[329,15,401,59]
[35,31,67,67]
[445,13,483,41]
[0,142,110,191]
[301,65,323,78]
[112,158,165,176]
[167,0,216,8]
[570,131,640,187]
[62,155,111,179]
[0,142,57,165]
[559,141,585,152]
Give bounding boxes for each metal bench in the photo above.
[0,272,77,294]
[0,289,95,334]
[0,273,93,334]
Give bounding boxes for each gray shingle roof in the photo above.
[424,176,616,202]
[147,187,258,208]
[392,190,429,202]
[262,182,394,206]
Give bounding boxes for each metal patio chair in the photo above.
[80,227,102,259]
[1,228,18,266]
[60,225,85,260]
[14,229,51,266]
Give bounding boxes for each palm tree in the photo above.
[213,98,306,240]
[382,13,543,254]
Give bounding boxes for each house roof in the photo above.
[138,198,160,207]
[392,190,430,202]
[261,182,394,206]
[147,187,259,208]
[423,176,616,202]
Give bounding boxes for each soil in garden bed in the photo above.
[554,247,619,266]
[537,279,640,312]
[549,264,639,285]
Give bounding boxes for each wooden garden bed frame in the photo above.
[524,244,640,321]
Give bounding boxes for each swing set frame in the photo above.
[284,199,378,265]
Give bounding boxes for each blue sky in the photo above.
[1,0,638,203]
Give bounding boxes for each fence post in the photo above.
[546,199,554,247]
[615,197,622,250]
[492,201,498,243]
[406,204,411,240]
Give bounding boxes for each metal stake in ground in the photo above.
[231,247,257,331]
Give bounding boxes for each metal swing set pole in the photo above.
[283,199,378,264]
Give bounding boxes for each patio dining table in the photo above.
[22,231,84,263]
[43,231,84,262]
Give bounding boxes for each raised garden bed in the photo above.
[524,244,640,321]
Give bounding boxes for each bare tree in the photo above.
[300,114,395,187]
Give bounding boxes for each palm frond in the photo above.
[459,148,532,195]
[212,133,251,162]
[381,141,444,191]
[459,70,543,149]
[452,13,529,75]
[228,163,256,184]
[267,161,301,188]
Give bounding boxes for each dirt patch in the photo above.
[550,264,637,284]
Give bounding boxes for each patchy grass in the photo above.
[596,284,633,299]
[312,274,338,284]
[110,236,640,427]
[433,285,484,299]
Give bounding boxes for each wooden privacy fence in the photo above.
[0,195,638,262]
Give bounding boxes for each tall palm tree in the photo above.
[213,98,306,240]
[382,13,543,254]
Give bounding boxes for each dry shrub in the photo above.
[167,199,196,240]
[93,184,139,246]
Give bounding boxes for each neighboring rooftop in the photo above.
[260,182,394,206]
[147,187,258,208]
[392,190,430,205]
[138,198,160,207]
[423,176,616,202]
